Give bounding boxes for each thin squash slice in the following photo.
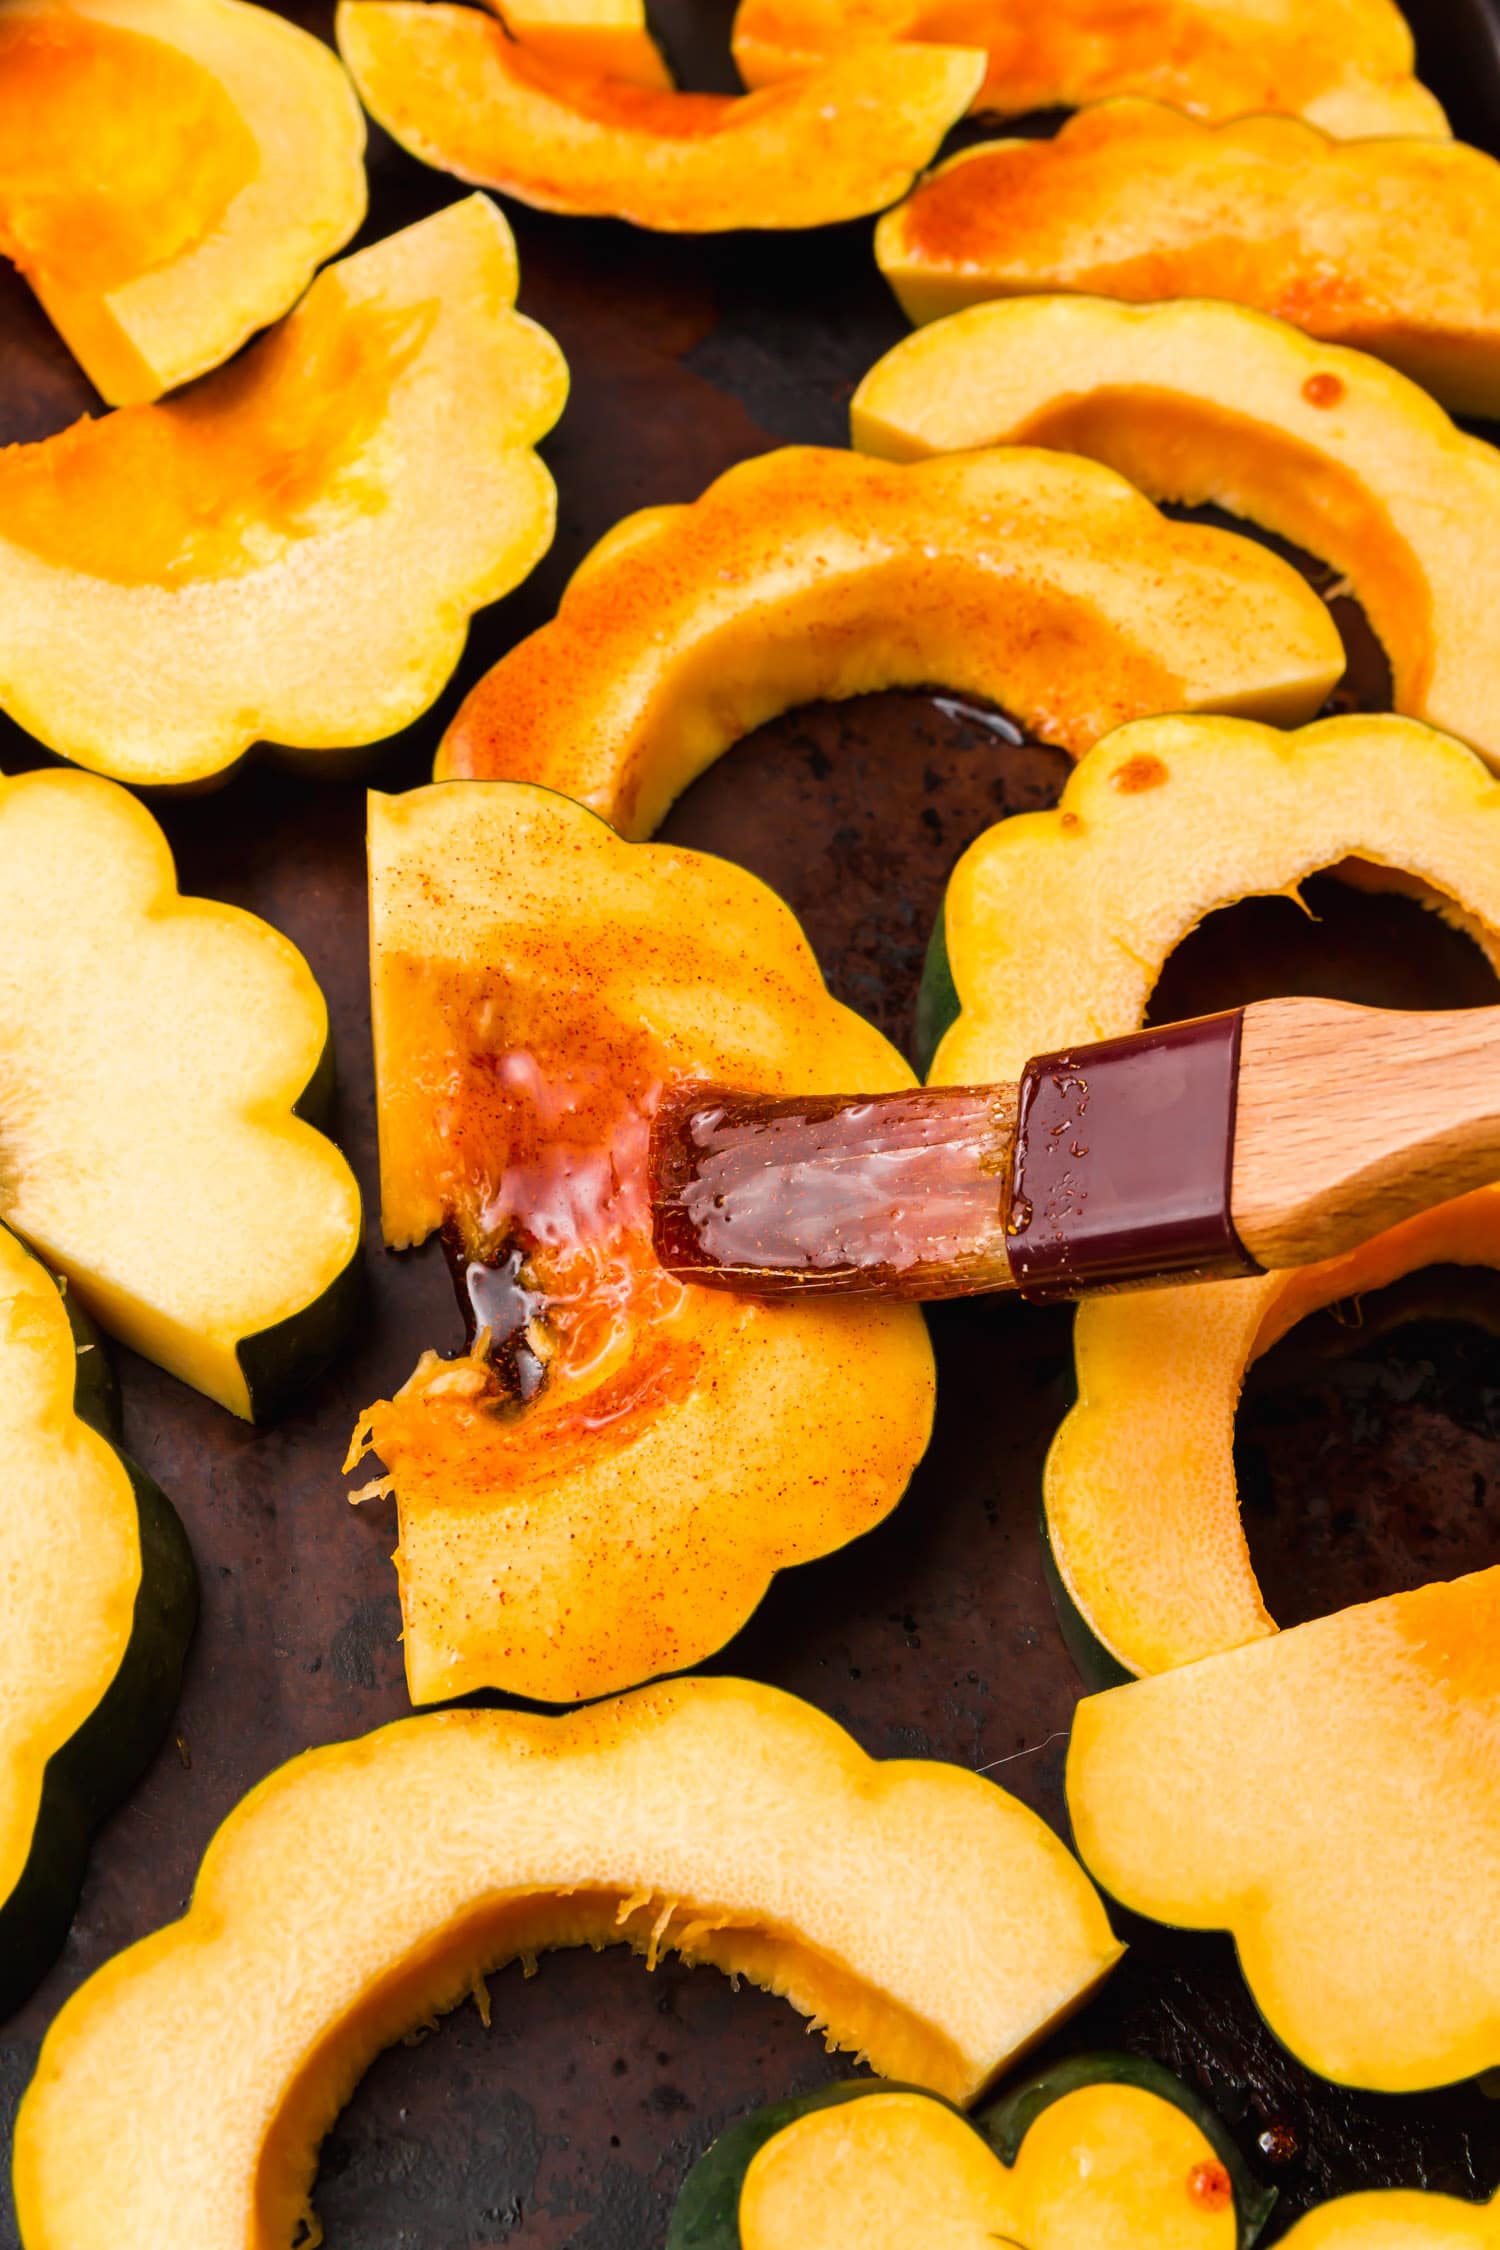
[0,766,361,1420]
[436,446,1342,834]
[1068,1568,1500,2090]
[729,0,1447,136]
[870,105,1500,412]
[0,0,366,404]
[855,296,1500,774]
[336,1,984,231]
[0,194,566,787]
[669,2058,1273,2250]
[12,1677,1124,2245]
[0,1222,195,2017]
[353,781,936,1704]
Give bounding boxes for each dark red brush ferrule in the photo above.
[1005,1009,1262,1302]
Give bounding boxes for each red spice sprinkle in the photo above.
[1059,810,1082,832]
[1187,2160,1233,2213]
[1301,372,1345,408]
[1110,751,1168,794]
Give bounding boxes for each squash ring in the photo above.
[437,445,1343,836]
[12,1678,1124,2243]
[926,711,1500,1680]
[854,295,1500,766]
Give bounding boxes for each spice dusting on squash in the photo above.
[0,284,428,587]
[0,9,256,294]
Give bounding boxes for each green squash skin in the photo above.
[667,2055,1274,2250]
[234,1028,365,1423]
[1039,1501,1136,1693]
[913,906,961,1080]
[0,1279,198,2020]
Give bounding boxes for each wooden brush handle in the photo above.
[1231,996,1500,1269]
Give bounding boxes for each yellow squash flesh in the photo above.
[358,782,936,1705]
[0,0,366,404]
[0,1224,140,1916]
[437,446,1342,835]
[740,2083,1240,2250]
[0,194,566,787]
[870,105,1496,410]
[492,0,672,88]
[1068,1569,1500,2090]
[729,0,1447,135]
[336,1,984,231]
[857,298,1500,836]
[1282,2190,1500,2245]
[0,767,360,1419]
[13,1677,1124,2245]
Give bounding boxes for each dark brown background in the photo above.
[4,3,1500,2239]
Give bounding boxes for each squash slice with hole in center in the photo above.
[353,781,936,1704]
[0,1221,195,2019]
[729,0,1447,135]
[871,104,1500,412]
[336,1,984,231]
[1068,1567,1500,2091]
[0,0,366,405]
[436,446,1343,835]
[0,766,361,1419]
[668,2058,1273,2250]
[854,297,1500,774]
[12,1676,1124,2245]
[0,193,566,788]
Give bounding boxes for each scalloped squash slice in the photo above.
[13,1679,1123,2244]
[853,297,1500,768]
[354,782,936,1705]
[0,1222,195,2017]
[0,193,566,787]
[0,768,361,1420]
[336,0,984,230]
[729,0,1447,135]
[0,0,366,404]
[1282,2189,1500,2246]
[872,105,1500,413]
[1068,1568,1500,2091]
[438,446,1343,833]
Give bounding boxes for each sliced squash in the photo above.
[0,0,366,405]
[436,446,1343,835]
[0,766,361,1419]
[855,297,1500,776]
[1067,1567,1500,2090]
[492,0,672,89]
[0,193,566,787]
[336,2,983,231]
[1281,2189,1500,2245]
[870,105,1500,411]
[353,781,936,1704]
[1053,1190,1500,1680]
[0,1222,195,2018]
[669,2058,1273,2250]
[729,0,1447,136]
[928,711,1500,1089]
[12,1676,1124,2245]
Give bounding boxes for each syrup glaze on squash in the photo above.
[0,8,256,296]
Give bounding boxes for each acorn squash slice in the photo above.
[0,1222,196,2018]
[492,0,672,88]
[1281,2188,1500,2245]
[0,193,566,788]
[854,296,1500,774]
[668,2057,1273,2250]
[12,1677,1124,2245]
[870,104,1500,411]
[0,766,361,1420]
[353,781,936,1705]
[336,1,983,231]
[1067,1566,1500,2091]
[436,446,1342,835]
[729,0,1447,135]
[0,0,366,406]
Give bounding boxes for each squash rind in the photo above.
[12,1677,1123,2244]
[853,294,1500,766]
[437,445,1343,833]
